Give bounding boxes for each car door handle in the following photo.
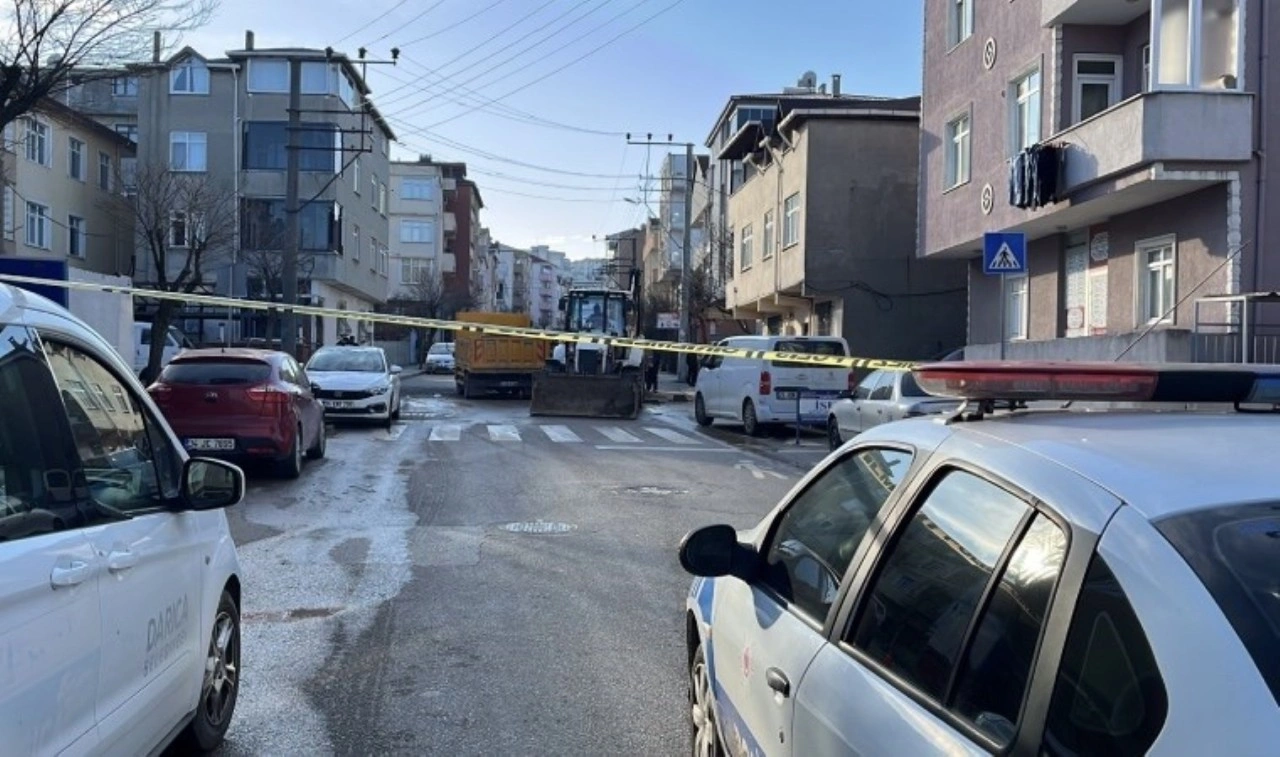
[107,549,139,572]
[765,667,791,697]
[51,560,93,588]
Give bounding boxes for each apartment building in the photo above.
[527,254,559,328]
[707,78,967,359]
[2,99,135,275]
[388,158,445,298]
[77,31,397,345]
[605,225,644,292]
[63,69,141,145]
[921,0,1271,361]
[648,152,707,299]
[434,161,483,303]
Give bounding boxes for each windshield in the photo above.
[1156,502,1280,704]
[770,340,848,368]
[307,350,385,373]
[568,293,625,335]
[428,343,453,355]
[900,372,927,397]
[160,359,271,385]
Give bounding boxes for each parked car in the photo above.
[133,321,194,376]
[425,341,456,374]
[305,345,402,428]
[147,348,326,479]
[694,335,853,436]
[826,368,963,449]
[0,282,245,755]
[680,360,1280,756]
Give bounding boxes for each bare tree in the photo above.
[1,0,216,130]
[114,160,234,381]
[238,198,320,340]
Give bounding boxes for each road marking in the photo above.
[429,424,461,441]
[488,424,521,442]
[644,427,700,445]
[379,424,407,441]
[595,445,738,452]
[597,426,641,443]
[540,425,582,443]
[734,459,788,479]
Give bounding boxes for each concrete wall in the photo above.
[726,128,808,308]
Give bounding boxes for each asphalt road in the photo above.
[207,372,803,756]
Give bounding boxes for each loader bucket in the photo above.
[529,370,644,420]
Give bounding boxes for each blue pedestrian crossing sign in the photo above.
[983,232,1027,275]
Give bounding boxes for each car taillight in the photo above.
[759,370,772,395]
[248,384,292,404]
[848,372,857,392]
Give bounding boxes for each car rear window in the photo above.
[160,360,272,385]
[900,372,927,397]
[769,340,848,368]
[1155,502,1280,704]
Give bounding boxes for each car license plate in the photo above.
[776,390,798,400]
[186,438,235,451]
[322,399,353,409]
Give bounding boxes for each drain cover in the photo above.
[502,520,577,534]
[618,485,687,496]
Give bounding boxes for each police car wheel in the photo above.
[689,644,723,757]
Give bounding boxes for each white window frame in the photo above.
[247,59,289,93]
[400,220,433,243]
[1148,0,1245,92]
[351,223,360,261]
[783,192,801,247]
[111,76,138,96]
[944,111,971,189]
[1009,66,1042,155]
[1072,54,1124,123]
[1136,234,1177,325]
[352,158,361,194]
[763,209,775,259]
[25,117,50,166]
[740,223,754,270]
[1142,44,1152,93]
[25,201,51,249]
[169,58,210,94]
[300,61,333,95]
[169,131,207,172]
[1005,273,1029,340]
[68,215,86,257]
[948,0,974,49]
[402,177,434,200]
[68,137,85,181]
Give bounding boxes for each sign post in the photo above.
[983,232,1028,360]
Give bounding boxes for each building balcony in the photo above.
[1042,0,1149,27]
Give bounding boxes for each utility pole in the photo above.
[282,59,302,356]
[626,133,698,382]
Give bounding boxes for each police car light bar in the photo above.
[912,361,1280,405]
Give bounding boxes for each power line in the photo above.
[335,0,411,45]
[395,0,515,48]
[389,123,641,178]
[421,0,685,131]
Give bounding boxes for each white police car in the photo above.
[680,361,1280,756]
[0,283,246,755]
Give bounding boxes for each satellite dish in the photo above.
[799,70,818,88]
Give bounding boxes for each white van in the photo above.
[133,322,193,375]
[693,335,853,435]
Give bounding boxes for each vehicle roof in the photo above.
[952,410,1280,520]
[313,344,384,352]
[170,348,280,362]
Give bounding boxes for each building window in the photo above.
[114,123,138,143]
[402,177,435,200]
[68,137,84,180]
[401,257,432,284]
[949,0,973,48]
[1152,0,1241,90]
[1138,236,1176,324]
[247,59,289,93]
[98,152,112,190]
[370,174,379,208]
[371,237,380,271]
[68,215,86,257]
[24,118,50,166]
[378,182,388,215]
[169,58,209,94]
[352,158,361,193]
[1074,55,1123,122]
[170,212,189,247]
[300,61,334,94]
[1010,68,1042,154]
[242,121,336,171]
[25,202,50,248]
[763,209,775,259]
[111,76,138,96]
[740,223,754,270]
[400,220,434,243]
[783,192,801,247]
[1142,44,1152,92]
[945,112,971,188]
[169,131,207,172]
[1005,273,1028,340]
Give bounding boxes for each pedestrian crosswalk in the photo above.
[423,423,711,448]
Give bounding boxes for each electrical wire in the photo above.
[395,0,515,48]
[389,124,640,178]
[335,0,411,45]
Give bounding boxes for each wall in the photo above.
[388,163,443,296]
[726,128,808,308]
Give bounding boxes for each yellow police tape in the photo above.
[0,273,918,371]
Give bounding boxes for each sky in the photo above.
[179,0,926,259]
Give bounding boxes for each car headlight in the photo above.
[371,383,391,395]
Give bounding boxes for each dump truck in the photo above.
[529,286,645,420]
[453,311,547,399]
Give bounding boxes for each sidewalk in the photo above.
[647,371,695,403]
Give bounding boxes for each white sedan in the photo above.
[305,345,403,428]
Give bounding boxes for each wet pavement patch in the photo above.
[500,520,577,535]
[612,485,689,496]
[243,606,343,623]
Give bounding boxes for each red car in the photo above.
[148,348,326,478]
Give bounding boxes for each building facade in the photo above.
[388,158,445,299]
[2,99,136,276]
[709,82,968,359]
[921,0,1273,361]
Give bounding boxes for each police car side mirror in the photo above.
[181,457,245,511]
[679,524,756,579]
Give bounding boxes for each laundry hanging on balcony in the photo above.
[1009,143,1063,210]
